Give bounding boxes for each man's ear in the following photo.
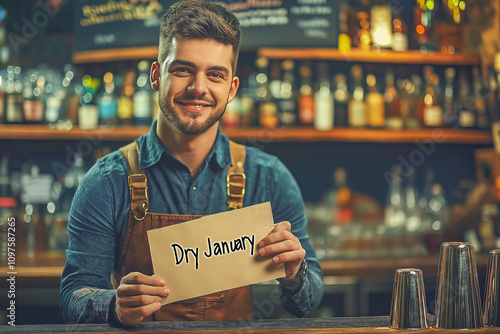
[150,61,161,91]
[227,76,240,103]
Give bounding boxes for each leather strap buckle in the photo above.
[133,201,149,221]
[227,172,246,198]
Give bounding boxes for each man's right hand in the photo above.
[113,272,170,326]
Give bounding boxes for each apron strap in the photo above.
[119,142,149,221]
[120,139,246,213]
[227,141,246,210]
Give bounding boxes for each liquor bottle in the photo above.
[413,0,436,51]
[22,70,45,124]
[352,0,372,50]
[404,171,421,232]
[255,57,278,128]
[422,66,443,128]
[61,64,79,125]
[314,62,334,131]
[384,70,402,129]
[98,72,118,126]
[117,71,135,125]
[472,66,489,129]
[366,74,385,128]
[278,59,297,126]
[45,69,63,126]
[348,65,366,128]
[133,60,153,126]
[409,74,424,128]
[385,165,406,229]
[78,75,100,130]
[443,67,458,128]
[457,69,476,129]
[0,156,17,258]
[323,168,353,226]
[5,66,24,124]
[370,1,393,49]
[298,63,314,126]
[391,6,408,52]
[333,73,349,127]
[338,2,351,53]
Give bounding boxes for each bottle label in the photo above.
[348,100,366,127]
[118,96,133,121]
[46,97,62,123]
[459,110,476,128]
[6,95,23,123]
[23,100,44,122]
[99,97,118,120]
[314,95,334,130]
[392,32,408,52]
[78,105,99,130]
[423,106,443,127]
[133,91,152,118]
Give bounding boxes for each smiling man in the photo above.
[60,0,323,326]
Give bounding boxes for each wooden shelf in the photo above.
[0,125,491,144]
[73,46,159,64]
[257,48,481,65]
[72,47,480,66]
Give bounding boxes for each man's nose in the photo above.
[187,73,207,95]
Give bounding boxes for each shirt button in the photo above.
[193,186,197,190]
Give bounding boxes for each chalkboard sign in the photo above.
[219,0,340,48]
[73,0,174,53]
[73,0,340,54]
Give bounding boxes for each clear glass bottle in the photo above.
[314,62,334,131]
[133,60,153,126]
[385,165,406,229]
[5,66,24,124]
[348,65,366,128]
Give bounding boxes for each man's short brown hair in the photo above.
[158,0,241,74]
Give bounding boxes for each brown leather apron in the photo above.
[112,140,253,321]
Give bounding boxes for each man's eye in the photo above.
[172,67,191,75]
[209,72,224,79]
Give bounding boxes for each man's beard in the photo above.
[159,93,227,135]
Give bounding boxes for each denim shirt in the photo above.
[60,120,324,323]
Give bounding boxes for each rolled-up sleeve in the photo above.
[269,158,324,317]
[60,158,126,323]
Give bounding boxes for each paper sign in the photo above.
[147,202,285,304]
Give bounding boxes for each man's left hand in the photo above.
[258,221,305,280]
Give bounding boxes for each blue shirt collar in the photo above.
[136,120,232,170]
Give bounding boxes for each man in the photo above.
[60,0,323,326]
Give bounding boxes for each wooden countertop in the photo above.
[2,317,500,334]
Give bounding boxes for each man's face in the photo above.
[155,37,239,135]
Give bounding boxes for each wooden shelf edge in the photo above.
[73,46,159,64]
[257,48,480,65]
[0,125,492,144]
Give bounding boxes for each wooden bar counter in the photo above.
[2,317,500,334]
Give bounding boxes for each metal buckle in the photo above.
[129,173,149,221]
[133,201,149,221]
[226,172,246,198]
